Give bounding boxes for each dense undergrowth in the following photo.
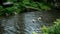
[0,0,52,16]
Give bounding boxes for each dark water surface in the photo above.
[0,11,60,34]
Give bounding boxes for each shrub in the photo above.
[0,0,52,16]
[41,19,60,34]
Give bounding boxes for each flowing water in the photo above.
[0,10,60,34]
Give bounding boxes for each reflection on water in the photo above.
[0,11,60,34]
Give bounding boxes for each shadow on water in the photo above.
[0,9,60,34]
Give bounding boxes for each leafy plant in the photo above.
[33,31,37,34]
[0,0,52,16]
[42,19,60,34]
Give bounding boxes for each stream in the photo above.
[0,10,60,34]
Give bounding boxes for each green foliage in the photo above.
[6,7,14,13]
[22,0,51,10]
[0,6,4,16]
[33,31,37,34]
[23,0,30,4]
[0,6,3,11]
[0,2,25,16]
[42,19,60,34]
[0,0,52,16]
[13,3,24,13]
[37,3,51,10]
[29,2,38,8]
